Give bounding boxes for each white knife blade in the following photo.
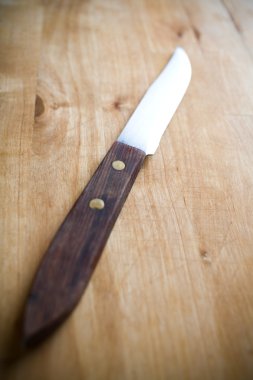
[118,47,191,154]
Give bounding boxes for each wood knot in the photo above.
[200,248,211,264]
[177,29,184,38]
[103,97,130,113]
[112,96,131,111]
[113,99,123,110]
[34,95,45,117]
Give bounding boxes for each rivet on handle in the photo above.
[89,198,105,210]
[112,160,125,171]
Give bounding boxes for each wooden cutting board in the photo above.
[1,0,253,379]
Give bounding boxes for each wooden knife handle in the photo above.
[23,141,145,345]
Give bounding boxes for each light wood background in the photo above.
[1,0,253,379]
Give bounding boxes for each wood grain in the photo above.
[1,0,253,379]
[0,0,43,359]
[23,142,145,345]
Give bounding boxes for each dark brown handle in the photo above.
[23,141,145,345]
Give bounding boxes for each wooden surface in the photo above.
[1,0,253,379]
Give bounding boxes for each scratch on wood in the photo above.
[192,26,201,41]
[221,0,241,33]
[218,221,233,257]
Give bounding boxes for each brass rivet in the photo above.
[112,160,125,171]
[89,198,105,210]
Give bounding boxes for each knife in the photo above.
[23,47,191,346]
